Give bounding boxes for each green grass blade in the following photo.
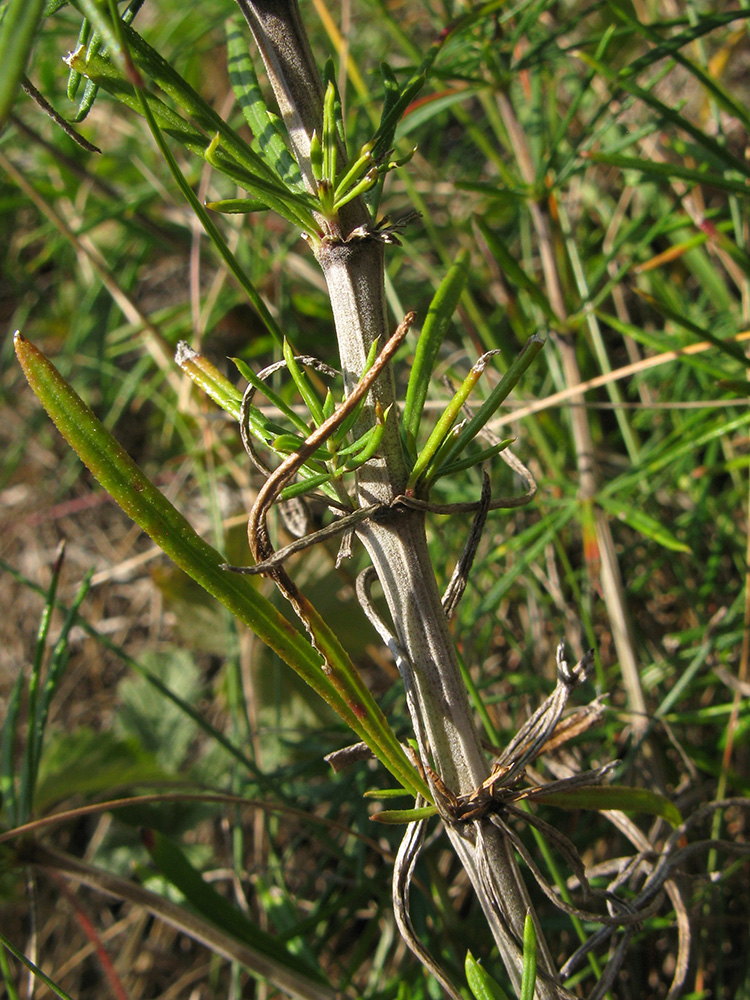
[597,496,691,554]
[402,249,470,456]
[475,220,561,327]
[578,50,750,181]
[18,544,66,824]
[0,671,25,827]
[612,6,750,132]
[0,0,45,127]
[585,151,750,198]
[0,556,266,782]
[0,930,75,1000]
[31,571,94,801]
[144,829,329,985]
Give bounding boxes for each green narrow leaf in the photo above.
[18,545,66,824]
[402,248,471,456]
[66,16,91,100]
[144,830,329,985]
[431,437,513,483]
[67,36,317,231]
[438,335,546,475]
[31,572,94,799]
[231,355,310,436]
[369,805,438,824]
[205,196,270,214]
[13,334,349,729]
[0,671,25,826]
[585,151,750,198]
[176,343,244,420]
[597,495,691,554]
[534,784,683,828]
[0,930,76,1000]
[278,471,334,501]
[14,335,425,799]
[129,82,288,347]
[519,914,537,1000]
[475,219,559,326]
[0,0,45,127]
[283,339,324,426]
[322,79,338,186]
[577,50,750,182]
[322,58,346,151]
[407,351,495,492]
[465,951,511,1000]
[225,17,304,193]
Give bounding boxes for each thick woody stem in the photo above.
[234,2,560,994]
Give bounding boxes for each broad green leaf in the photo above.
[534,784,682,828]
[144,830,328,985]
[598,496,691,554]
[0,0,45,127]
[34,728,167,811]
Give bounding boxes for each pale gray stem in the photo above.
[234,2,561,994]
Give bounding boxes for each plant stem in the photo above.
[234,1,560,993]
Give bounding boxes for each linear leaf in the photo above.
[465,951,511,1000]
[14,335,425,798]
[403,248,470,455]
[225,17,305,194]
[585,151,750,198]
[0,0,45,127]
[598,496,691,554]
[534,784,682,827]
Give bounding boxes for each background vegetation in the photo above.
[1,0,749,998]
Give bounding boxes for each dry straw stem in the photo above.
[234,0,560,994]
